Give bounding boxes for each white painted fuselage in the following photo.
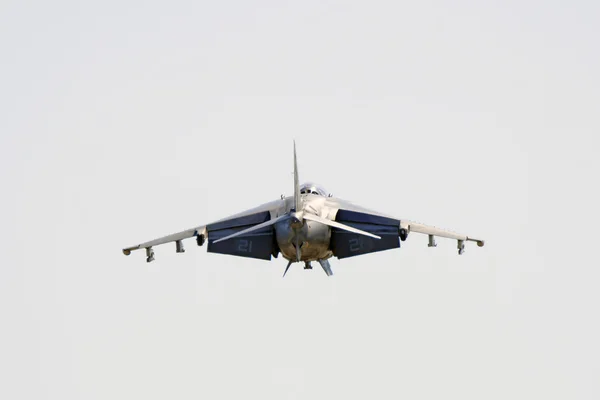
[274,193,334,262]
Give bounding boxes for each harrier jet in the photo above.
[122,142,484,276]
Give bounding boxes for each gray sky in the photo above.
[1,1,599,399]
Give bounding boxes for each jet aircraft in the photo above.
[122,142,484,276]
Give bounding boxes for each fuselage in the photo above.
[275,187,334,262]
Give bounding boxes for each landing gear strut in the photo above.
[458,240,465,255]
[146,247,155,263]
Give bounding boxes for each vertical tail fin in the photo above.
[293,140,301,212]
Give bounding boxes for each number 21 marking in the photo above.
[238,239,253,252]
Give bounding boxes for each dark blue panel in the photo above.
[207,211,271,231]
[331,220,400,259]
[207,216,276,260]
[334,221,400,236]
[208,225,273,240]
[331,232,400,259]
[207,233,274,260]
[335,209,399,227]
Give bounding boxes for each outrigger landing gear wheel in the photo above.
[399,228,408,241]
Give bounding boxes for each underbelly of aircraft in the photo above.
[275,219,332,262]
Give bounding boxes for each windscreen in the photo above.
[299,182,328,196]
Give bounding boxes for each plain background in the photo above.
[1,1,599,399]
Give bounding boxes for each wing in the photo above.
[324,197,484,257]
[401,221,485,250]
[122,225,206,256]
[122,197,290,262]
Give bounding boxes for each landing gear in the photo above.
[457,240,465,255]
[292,239,304,262]
[146,247,155,263]
[399,228,408,241]
[428,234,437,248]
[282,259,334,277]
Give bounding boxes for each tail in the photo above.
[293,140,301,212]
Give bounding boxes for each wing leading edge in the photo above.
[403,221,484,246]
[122,197,288,262]
[122,226,206,257]
[325,197,484,255]
[401,220,484,254]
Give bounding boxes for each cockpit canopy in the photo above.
[299,182,328,196]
